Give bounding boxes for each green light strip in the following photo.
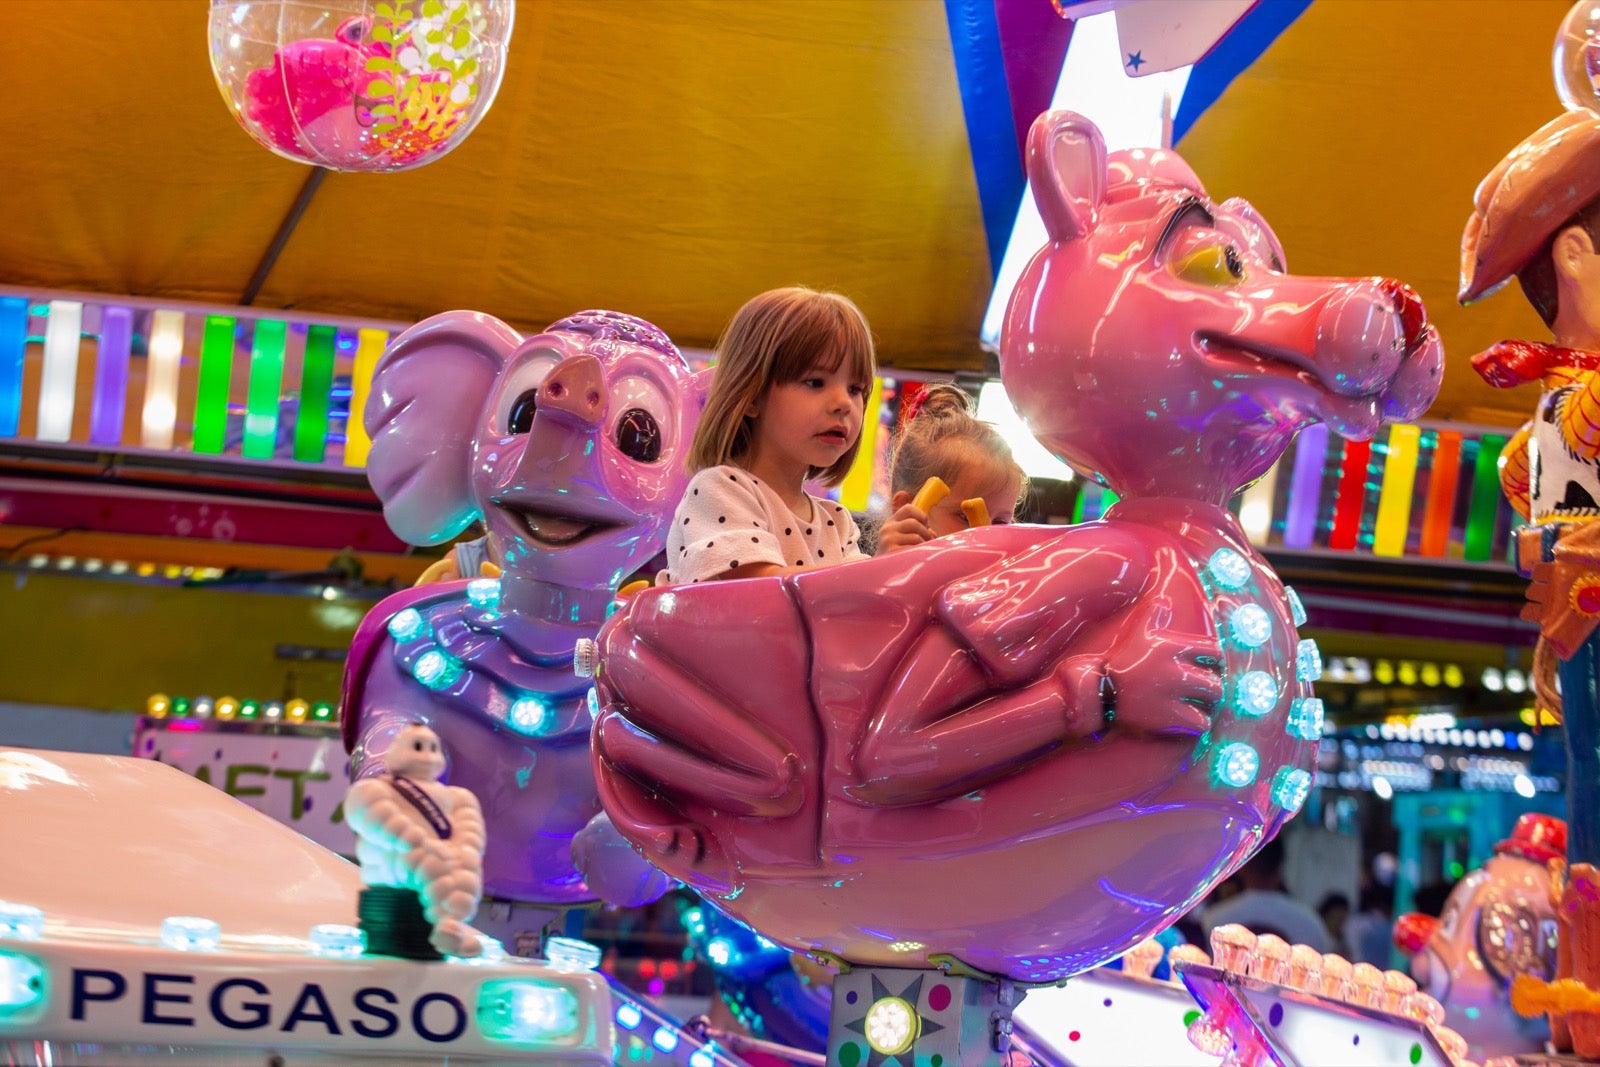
[193,316,236,454]
[243,320,287,459]
[1463,432,1506,562]
[293,324,336,463]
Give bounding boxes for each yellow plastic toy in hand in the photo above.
[912,477,950,513]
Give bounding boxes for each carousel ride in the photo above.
[25,2,1600,1066]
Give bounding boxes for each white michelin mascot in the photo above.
[344,723,487,958]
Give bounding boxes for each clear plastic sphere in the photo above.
[209,1,514,172]
[1555,0,1600,111]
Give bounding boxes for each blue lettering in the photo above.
[412,992,466,1043]
[280,983,341,1035]
[142,973,195,1026]
[352,987,399,1038]
[210,977,270,1030]
[71,969,126,1020]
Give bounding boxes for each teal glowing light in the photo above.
[0,902,43,941]
[413,650,464,691]
[544,936,601,972]
[1213,742,1260,788]
[1229,604,1272,648]
[467,578,501,609]
[1296,638,1323,681]
[585,687,600,721]
[476,979,581,1045]
[160,915,221,952]
[1207,548,1251,590]
[1285,586,1307,626]
[509,695,554,735]
[1286,697,1325,741]
[0,950,44,1012]
[309,923,365,958]
[1234,671,1278,718]
[388,608,428,642]
[707,937,735,967]
[1272,766,1312,812]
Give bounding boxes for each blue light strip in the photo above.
[0,297,27,437]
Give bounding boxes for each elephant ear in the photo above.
[364,311,522,545]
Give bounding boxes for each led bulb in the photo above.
[467,578,501,608]
[1206,548,1251,590]
[0,902,44,940]
[160,915,221,952]
[1296,639,1323,681]
[509,696,552,736]
[1272,766,1311,812]
[388,608,428,642]
[544,936,602,972]
[616,1001,643,1030]
[309,923,364,958]
[864,997,918,1056]
[1234,671,1278,718]
[1286,697,1324,741]
[477,980,581,1044]
[1213,742,1259,788]
[0,950,44,1010]
[413,649,463,691]
[1229,603,1272,648]
[1284,585,1307,626]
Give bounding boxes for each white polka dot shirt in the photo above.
[662,465,866,584]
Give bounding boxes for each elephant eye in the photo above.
[507,390,539,435]
[607,374,671,464]
[493,351,559,435]
[615,408,661,462]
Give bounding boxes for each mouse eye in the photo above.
[1175,244,1246,286]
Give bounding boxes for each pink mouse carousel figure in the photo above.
[588,109,1443,1010]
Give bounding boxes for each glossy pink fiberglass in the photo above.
[591,111,1444,981]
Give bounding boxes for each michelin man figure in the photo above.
[345,723,487,959]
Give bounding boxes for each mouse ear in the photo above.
[1027,110,1107,242]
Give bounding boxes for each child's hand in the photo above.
[876,504,935,554]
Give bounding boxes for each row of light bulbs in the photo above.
[145,693,336,723]
[23,554,226,582]
[1361,724,1536,749]
[1322,658,1530,692]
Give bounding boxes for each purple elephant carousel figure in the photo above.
[340,309,708,922]
[589,110,1443,1063]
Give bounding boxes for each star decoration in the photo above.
[841,973,946,1066]
[1126,50,1145,72]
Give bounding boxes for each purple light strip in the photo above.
[1282,423,1329,549]
[89,305,132,445]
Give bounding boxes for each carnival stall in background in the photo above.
[0,0,1594,1065]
